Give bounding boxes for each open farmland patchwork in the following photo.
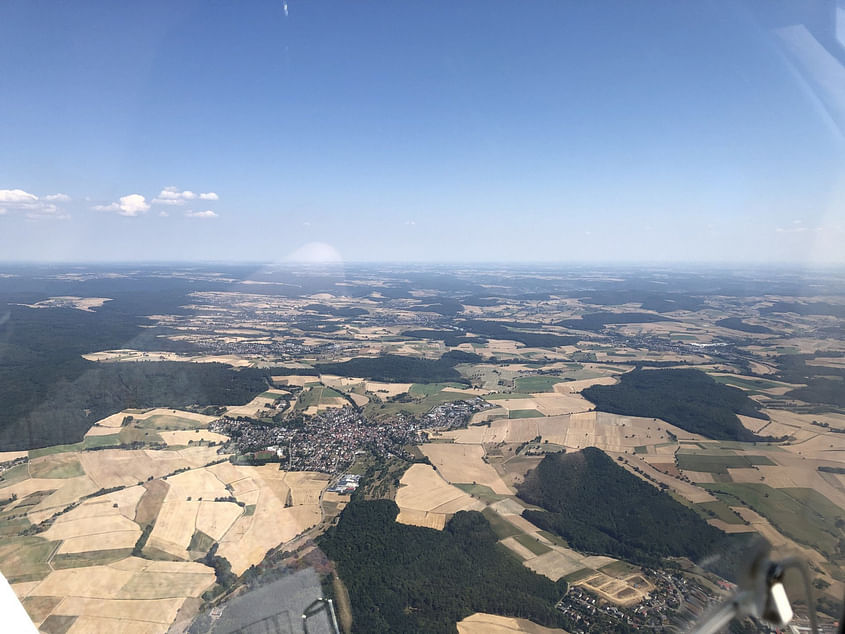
[2,265,845,630]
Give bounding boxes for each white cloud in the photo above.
[94,194,150,217]
[0,189,38,203]
[44,193,71,202]
[185,209,218,219]
[153,186,218,205]
[0,188,69,220]
[159,210,169,217]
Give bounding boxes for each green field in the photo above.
[513,533,552,556]
[676,453,776,474]
[514,376,565,393]
[119,426,165,446]
[481,508,522,539]
[454,483,509,504]
[0,536,58,583]
[509,409,544,419]
[187,529,215,554]
[139,415,204,430]
[562,568,596,583]
[702,484,844,555]
[485,392,535,401]
[598,560,638,576]
[294,386,323,410]
[693,500,747,525]
[711,375,792,394]
[409,382,466,397]
[363,388,472,419]
[697,441,784,452]
[0,463,31,488]
[52,548,133,569]
[28,458,85,479]
[29,434,121,459]
[537,529,569,548]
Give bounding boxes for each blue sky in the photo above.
[1,0,844,264]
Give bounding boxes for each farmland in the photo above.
[2,264,845,630]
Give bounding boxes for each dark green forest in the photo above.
[557,312,672,331]
[0,361,268,451]
[778,354,845,408]
[582,369,767,441]
[459,319,578,348]
[517,448,725,568]
[317,500,568,633]
[715,318,774,334]
[402,329,487,347]
[316,351,477,384]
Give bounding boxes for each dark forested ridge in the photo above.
[778,354,845,408]
[715,318,774,334]
[402,329,487,347]
[0,361,267,451]
[557,312,672,331]
[459,319,579,348]
[317,500,568,633]
[517,448,725,568]
[582,369,768,441]
[760,301,845,318]
[316,351,477,384]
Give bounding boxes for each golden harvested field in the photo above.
[420,444,512,494]
[456,612,565,634]
[225,394,279,418]
[77,446,220,489]
[395,464,484,523]
[272,374,321,387]
[45,498,141,554]
[146,499,199,559]
[532,392,592,416]
[218,495,320,575]
[0,450,28,462]
[47,597,184,632]
[196,501,243,541]
[157,430,229,446]
[212,467,328,575]
[346,392,369,407]
[146,468,233,559]
[553,376,617,393]
[27,476,100,524]
[395,508,447,530]
[440,411,692,455]
[364,381,413,397]
[284,471,331,505]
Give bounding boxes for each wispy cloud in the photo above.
[153,186,218,205]
[185,209,218,219]
[94,194,150,217]
[44,193,71,202]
